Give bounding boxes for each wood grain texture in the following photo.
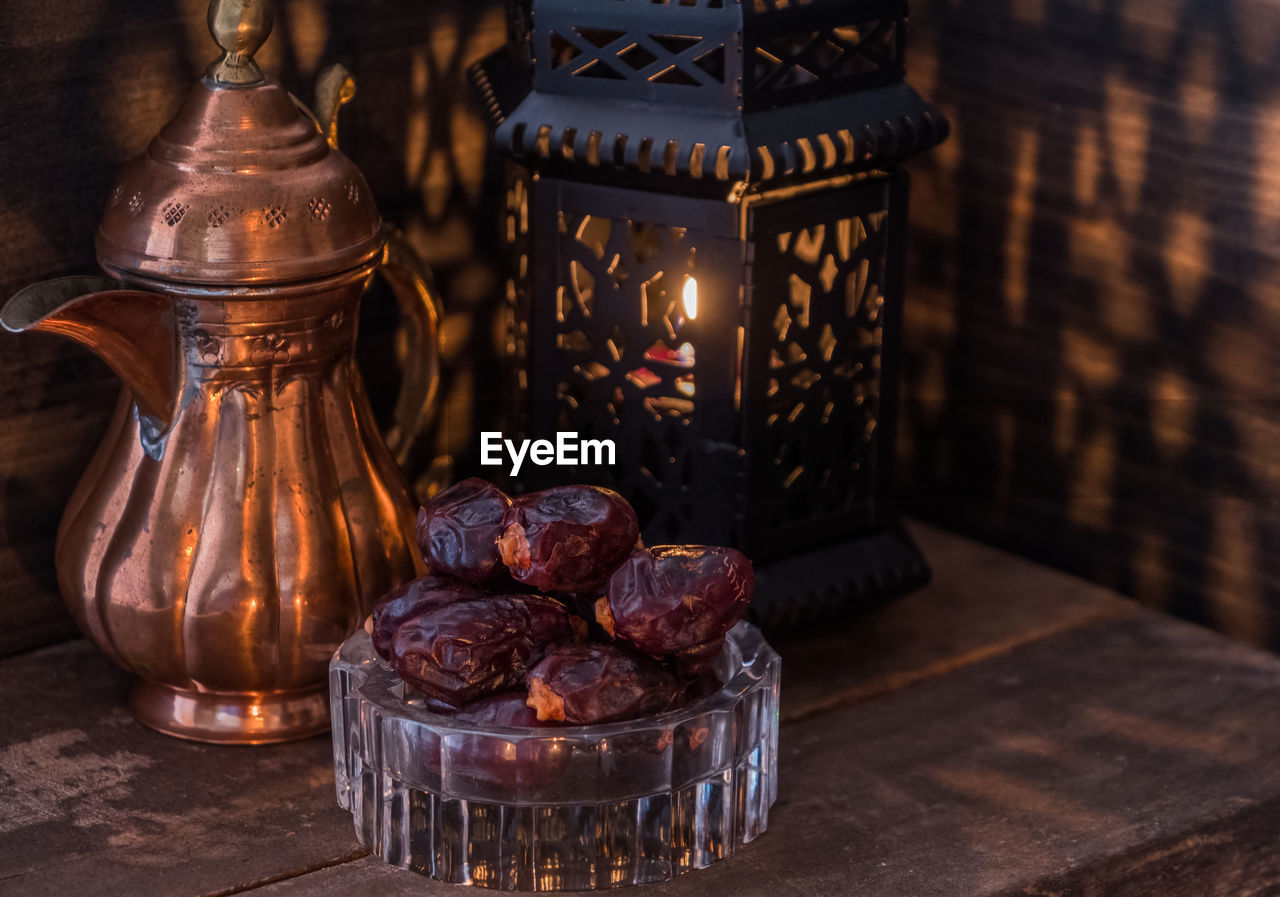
[773,520,1136,722]
[0,640,356,897]
[0,524,1129,897]
[899,0,1280,647]
[244,615,1280,897]
[6,526,1279,896]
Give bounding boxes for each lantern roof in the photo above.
[471,0,947,185]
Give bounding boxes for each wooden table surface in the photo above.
[2,522,1278,897]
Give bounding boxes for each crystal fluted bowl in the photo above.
[330,622,780,890]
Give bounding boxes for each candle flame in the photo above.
[683,276,698,320]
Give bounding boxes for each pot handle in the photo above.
[312,64,444,468]
[375,225,444,466]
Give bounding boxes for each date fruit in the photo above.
[497,486,639,595]
[523,593,590,647]
[369,574,484,661]
[666,639,727,676]
[447,692,571,794]
[393,594,575,708]
[526,643,678,724]
[417,478,512,585]
[455,691,552,728]
[596,546,754,669]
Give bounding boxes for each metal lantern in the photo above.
[473,0,947,627]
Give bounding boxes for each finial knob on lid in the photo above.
[206,0,274,85]
[97,0,382,285]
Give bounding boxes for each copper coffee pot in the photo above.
[1,0,440,743]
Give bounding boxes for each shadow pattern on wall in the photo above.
[899,0,1280,645]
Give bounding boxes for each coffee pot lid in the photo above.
[96,0,383,286]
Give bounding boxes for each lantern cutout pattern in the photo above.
[473,0,948,626]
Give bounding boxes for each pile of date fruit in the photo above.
[368,478,755,728]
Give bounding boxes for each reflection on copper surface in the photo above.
[1,0,442,743]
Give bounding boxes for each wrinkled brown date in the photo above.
[525,594,590,646]
[388,479,747,731]
[497,486,639,595]
[369,574,484,661]
[455,691,553,728]
[526,643,678,724]
[447,692,571,794]
[393,594,575,708]
[674,668,724,705]
[417,478,512,585]
[596,546,754,670]
[667,639,727,676]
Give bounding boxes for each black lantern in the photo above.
[472,0,947,627]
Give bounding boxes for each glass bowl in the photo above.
[330,621,780,890]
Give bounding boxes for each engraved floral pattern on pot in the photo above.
[248,331,292,364]
[193,330,222,364]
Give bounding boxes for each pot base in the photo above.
[129,680,330,744]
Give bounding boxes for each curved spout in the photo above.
[2,276,183,454]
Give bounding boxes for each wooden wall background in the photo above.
[899,0,1280,647]
[0,0,1275,656]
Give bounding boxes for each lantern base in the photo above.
[749,520,930,630]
